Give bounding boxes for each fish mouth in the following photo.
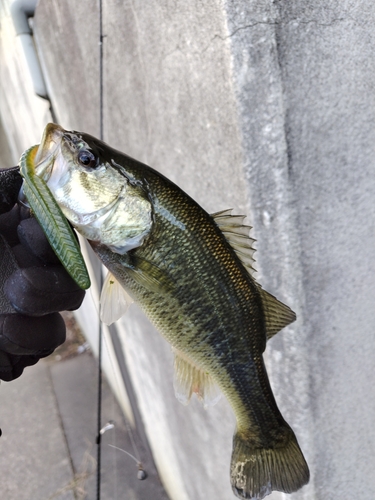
[34,123,64,181]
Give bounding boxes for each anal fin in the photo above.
[173,349,221,409]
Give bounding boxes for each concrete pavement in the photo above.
[0,314,169,500]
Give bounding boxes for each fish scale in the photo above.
[98,176,283,431]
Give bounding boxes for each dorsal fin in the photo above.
[258,286,296,340]
[173,349,222,409]
[212,210,296,341]
[211,209,256,275]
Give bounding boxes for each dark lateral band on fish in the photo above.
[23,123,309,500]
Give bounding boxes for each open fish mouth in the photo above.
[33,123,64,182]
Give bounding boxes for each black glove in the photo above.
[0,167,86,381]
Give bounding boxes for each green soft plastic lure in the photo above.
[19,144,90,290]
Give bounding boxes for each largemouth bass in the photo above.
[30,123,309,499]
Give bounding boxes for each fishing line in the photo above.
[108,445,147,480]
[95,0,104,498]
[98,293,148,491]
[123,407,143,472]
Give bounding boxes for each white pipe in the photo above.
[10,0,48,99]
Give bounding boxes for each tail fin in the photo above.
[230,429,309,499]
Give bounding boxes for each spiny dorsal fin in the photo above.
[173,349,222,409]
[211,209,256,276]
[258,286,296,340]
[100,271,134,325]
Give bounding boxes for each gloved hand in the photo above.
[0,166,86,381]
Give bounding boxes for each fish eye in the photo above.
[77,150,97,169]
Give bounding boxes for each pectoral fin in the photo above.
[128,255,175,295]
[173,349,221,409]
[100,271,134,325]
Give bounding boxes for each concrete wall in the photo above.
[1,0,375,499]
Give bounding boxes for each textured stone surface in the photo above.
[1,0,375,499]
[49,351,168,500]
[224,2,375,498]
[0,362,75,500]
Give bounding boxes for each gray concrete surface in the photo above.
[49,350,167,500]
[1,359,75,500]
[1,0,375,499]
[0,346,168,500]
